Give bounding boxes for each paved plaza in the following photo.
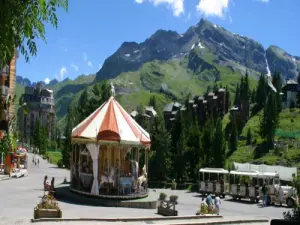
[0,153,290,224]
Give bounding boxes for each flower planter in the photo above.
[171,183,177,190]
[34,208,62,219]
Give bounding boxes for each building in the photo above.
[130,106,157,133]
[18,82,56,144]
[282,79,298,108]
[0,52,17,137]
[163,88,229,129]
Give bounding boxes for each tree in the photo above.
[149,114,171,180]
[77,89,91,122]
[229,116,238,154]
[149,95,157,109]
[201,116,214,166]
[251,89,256,104]
[234,84,240,106]
[246,128,252,145]
[242,71,250,101]
[62,105,77,168]
[255,74,267,108]
[0,0,68,67]
[212,118,226,168]
[185,122,202,179]
[260,92,279,148]
[272,72,282,113]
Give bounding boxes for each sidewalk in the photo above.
[31,215,270,225]
[0,174,10,181]
[1,215,270,225]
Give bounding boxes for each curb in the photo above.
[0,177,11,181]
[31,215,223,223]
[154,219,270,225]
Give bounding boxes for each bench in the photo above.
[157,200,178,216]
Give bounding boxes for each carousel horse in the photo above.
[99,167,115,189]
[137,164,147,191]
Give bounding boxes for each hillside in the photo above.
[228,108,300,168]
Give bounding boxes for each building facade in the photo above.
[163,88,229,129]
[18,82,56,144]
[282,80,298,109]
[0,52,17,137]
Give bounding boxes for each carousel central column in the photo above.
[86,143,100,195]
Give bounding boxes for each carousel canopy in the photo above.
[72,96,151,146]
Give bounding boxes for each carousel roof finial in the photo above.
[110,82,115,97]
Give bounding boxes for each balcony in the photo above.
[1,85,9,96]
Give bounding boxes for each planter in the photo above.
[34,208,62,219]
[271,219,300,225]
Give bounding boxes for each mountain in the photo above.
[96,19,300,81]
[16,76,32,87]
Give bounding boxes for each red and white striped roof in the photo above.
[72,97,151,147]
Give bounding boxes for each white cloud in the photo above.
[259,0,269,2]
[44,78,50,84]
[87,61,93,68]
[187,12,191,20]
[99,64,102,70]
[196,0,229,18]
[60,67,67,80]
[135,0,184,17]
[71,63,79,72]
[229,15,233,23]
[83,52,88,61]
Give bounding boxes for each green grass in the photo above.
[47,150,62,165]
[228,108,300,167]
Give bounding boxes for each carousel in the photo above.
[70,84,151,199]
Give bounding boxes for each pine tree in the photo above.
[251,89,256,104]
[243,71,250,101]
[212,118,226,168]
[185,122,202,179]
[260,92,278,148]
[33,119,41,150]
[149,95,157,109]
[229,116,238,153]
[225,86,230,111]
[100,81,111,103]
[255,74,267,107]
[150,114,171,180]
[246,128,252,145]
[234,84,241,106]
[77,89,91,122]
[201,116,214,166]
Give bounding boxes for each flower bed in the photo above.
[196,203,217,215]
[34,194,62,219]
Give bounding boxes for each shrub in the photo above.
[159,192,167,201]
[57,159,63,168]
[169,195,178,203]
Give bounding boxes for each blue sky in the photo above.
[17,0,300,84]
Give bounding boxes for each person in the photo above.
[37,158,40,167]
[215,193,221,215]
[43,176,50,192]
[278,185,284,205]
[262,182,268,207]
[50,177,55,191]
[206,193,213,209]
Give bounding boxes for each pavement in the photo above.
[0,153,291,225]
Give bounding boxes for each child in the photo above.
[215,193,221,215]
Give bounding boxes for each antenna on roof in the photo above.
[110,82,115,97]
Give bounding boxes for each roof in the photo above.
[163,103,174,112]
[130,110,139,117]
[198,96,204,100]
[208,92,214,97]
[180,106,187,111]
[173,102,182,108]
[145,106,157,117]
[218,88,226,92]
[72,97,151,147]
[213,96,218,100]
[286,80,298,85]
[189,100,194,104]
[230,170,260,176]
[199,168,229,174]
[231,106,239,111]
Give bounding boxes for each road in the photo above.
[0,153,290,224]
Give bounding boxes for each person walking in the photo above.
[215,193,221,215]
[37,158,40,167]
[262,182,268,207]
